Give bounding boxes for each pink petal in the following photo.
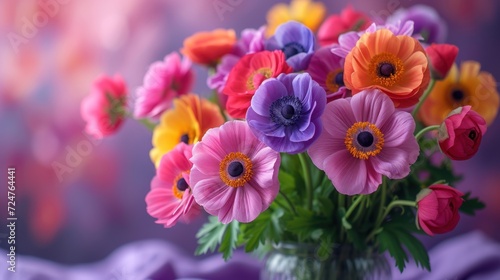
[322,99,356,137]
[191,177,234,212]
[381,110,417,148]
[351,89,395,127]
[323,150,378,195]
[232,186,264,223]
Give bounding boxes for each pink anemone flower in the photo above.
[308,89,419,195]
[145,143,200,227]
[134,52,194,120]
[190,121,281,224]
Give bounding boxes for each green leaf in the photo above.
[460,192,485,215]
[395,228,430,271]
[286,207,330,242]
[219,221,240,261]
[378,228,408,272]
[316,235,334,261]
[195,216,227,256]
[243,209,284,252]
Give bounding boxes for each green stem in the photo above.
[342,195,366,230]
[412,78,436,117]
[415,125,440,141]
[279,190,297,215]
[298,153,313,210]
[381,200,417,220]
[138,118,156,131]
[373,177,388,229]
[366,199,417,242]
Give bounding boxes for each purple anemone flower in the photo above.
[246,73,326,154]
[388,5,447,44]
[265,21,316,71]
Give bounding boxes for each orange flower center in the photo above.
[172,171,190,200]
[369,53,404,88]
[325,69,344,92]
[246,67,273,90]
[219,152,253,188]
[345,122,384,160]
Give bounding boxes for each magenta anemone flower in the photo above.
[246,73,326,154]
[308,89,419,195]
[306,47,350,102]
[190,121,281,224]
[134,52,194,119]
[145,143,201,228]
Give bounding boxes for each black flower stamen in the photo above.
[378,62,396,78]
[282,42,306,59]
[357,131,374,147]
[270,96,303,126]
[228,161,244,177]
[176,178,189,191]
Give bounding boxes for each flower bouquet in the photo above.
[81,0,499,278]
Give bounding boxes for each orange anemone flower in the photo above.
[181,29,236,66]
[266,0,326,37]
[420,61,499,126]
[344,29,430,108]
[150,94,224,166]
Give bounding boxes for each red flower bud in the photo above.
[416,184,464,236]
[425,43,459,80]
[438,106,487,160]
[317,6,372,46]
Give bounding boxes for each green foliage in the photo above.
[195,216,228,256]
[195,217,240,261]
[460,192,486,215]
[378,221,430,273]
[242,208,284,252]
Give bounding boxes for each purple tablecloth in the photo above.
[1,231,499,279]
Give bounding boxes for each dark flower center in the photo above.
[451,89,465,102]
[180,134,189,144]
[176,178,189,191]
[378,62,395,78]
[357,131,374,147]
[281,105,295,119]
[335,72,345,86]
[469,130,477,140]
[282,42,306,59]
[228,161,244,177]
[270,96,303,126]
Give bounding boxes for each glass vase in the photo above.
[261,242,391,280]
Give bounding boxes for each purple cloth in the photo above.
[2,231,499,279]
[0,240,261,280]
[393,231,500,280]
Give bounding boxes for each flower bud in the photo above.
[438,106,487,160]
[425,43,458,80]
[416,184,464,236]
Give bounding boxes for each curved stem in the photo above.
[138,118,156,131]
[279,190,297,215]
[342,195,366,227]
[366,199,417,242]
[412,78,436,117]
[381,200,417,219]
[415,125,440,141]
[298,153,313,210]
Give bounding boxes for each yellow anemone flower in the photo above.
[266,0,326,37]
[150,94,224,167]
[420,61,499,126]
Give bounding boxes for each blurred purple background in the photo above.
[0,0,499,269]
